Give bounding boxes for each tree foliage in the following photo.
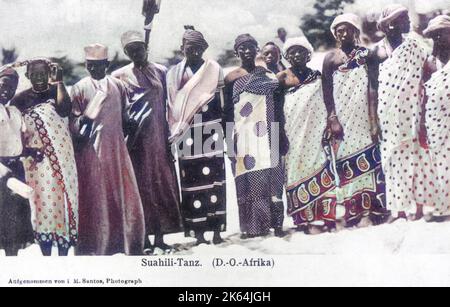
[301,0,355,50]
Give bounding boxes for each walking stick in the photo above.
[142,0,162,49]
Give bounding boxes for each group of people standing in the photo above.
[0,4,449,257]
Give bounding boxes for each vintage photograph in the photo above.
[0,0,449,288]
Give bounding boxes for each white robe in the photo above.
[378,36,438,215]
[284,75,335,223]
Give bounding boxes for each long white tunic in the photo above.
[378,36,438,215]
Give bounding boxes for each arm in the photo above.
[274,85,289,157]
[322,52,344,140]
[367,50,381,144]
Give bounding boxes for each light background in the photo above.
[0,0,448,63]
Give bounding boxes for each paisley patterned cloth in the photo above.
[333,48,386,223]
[284,70,337,226]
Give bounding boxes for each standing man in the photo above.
[375,5,437,221]
[167,26,227,245]
[71,44,145,256]
[112,31,183,254]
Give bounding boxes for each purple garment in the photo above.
[70,76,145,256]
[112,63,183,236]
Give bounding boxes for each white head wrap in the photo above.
[330,13,363,38]
[423,15,450,38]
[282,36,314,58]
[377,4,409,31]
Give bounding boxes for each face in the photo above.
[432,28,450,60]
[86,60,109,80]
[335,23,358,46]
[27,63,50,91]
[278,28,287,39]
[182,43,205,65]
[389,12,411,34]
[262,45,280,66]
[286,46,311,68]
[0,76,17,104]
[236,42,258,63]
[124,42,148,65]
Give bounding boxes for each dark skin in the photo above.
[86,59,109,81]
[11,62,71,118]
[0,76,17,105]
[124,42,149,69]
[262,44,284,74]
[277,45,311,89]
[181,42,206,73]
[278,28,288,43]
[224,42,259,85]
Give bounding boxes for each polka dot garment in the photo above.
[425,62,450,216]
[177,92,227,237]
[378,36,438,215]
[231,67,285,236]
[23,102,78,249]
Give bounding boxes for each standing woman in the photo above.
[277,37,336,233]
[422,15,450,220]
[376,5,437,221]
[0,67,34,256]
[167,27,227,245]
[224,34,288,238]
[11,59,78,256]
[322,14,386,227]
[261,42,286,75]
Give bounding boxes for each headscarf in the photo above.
[282,36,314,59]
[377,4,409,31]
[183,26,209,50]
[234,33,258,52]
[423,15,450,38]
[330,13,363,38]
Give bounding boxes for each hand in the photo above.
[328,116,344,141]
[51,65,64,83]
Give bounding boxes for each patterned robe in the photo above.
[378,36,437,215]
[167,60,226,237]
[425,62,450,216]
[284,70,336,226]
[333,47,386,224]
[71,76,145,256]
[112,63,183,237]
[226,67,286,236]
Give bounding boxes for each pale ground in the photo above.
[3,148,450,258]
